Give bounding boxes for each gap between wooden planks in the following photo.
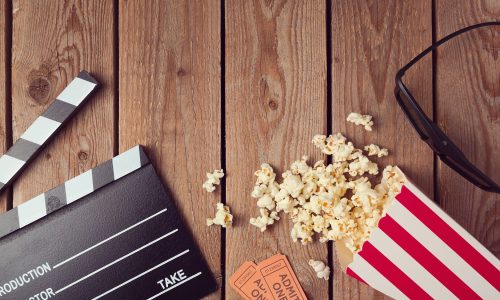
[0,0,8,215]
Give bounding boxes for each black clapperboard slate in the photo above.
[0,72,217,300]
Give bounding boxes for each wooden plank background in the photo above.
[0,0,497,299]
[225,0,328,298]
[331,1,433,299]
[119,1,222,299]
[11,0,115,206]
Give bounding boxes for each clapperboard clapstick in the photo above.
[0,71,98,195]
[0,72,217,300]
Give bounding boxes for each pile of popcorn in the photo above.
[248,122,405,254]
[204,112,406,256]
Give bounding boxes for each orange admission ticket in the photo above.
[257,254,307,300]
[230,261,271,300]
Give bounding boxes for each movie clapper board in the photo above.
[0,72,217,300]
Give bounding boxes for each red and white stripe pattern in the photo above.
[346,182,500,299]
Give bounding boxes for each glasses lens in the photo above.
[396,88,430,139]
[398,50,434,140]
[435,25,499,183]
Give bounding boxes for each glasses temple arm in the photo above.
[398,21,500,76]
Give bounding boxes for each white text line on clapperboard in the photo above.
[0,263,56,300]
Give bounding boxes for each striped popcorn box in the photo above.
[337,169,500,299]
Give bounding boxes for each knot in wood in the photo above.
[268,99,278,110]
[78,151,89,161]
[177,68,187,77]
[28,77,51,104]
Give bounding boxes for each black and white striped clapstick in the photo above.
[0,71,99,195]
[0,145,150,238]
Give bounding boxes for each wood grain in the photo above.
[435,1,500,257]
[0,1,7,213]
[330,0,433,298]
[118,1,222,298]
[11,0,115,205]
[225,0,327,298]
[5,2,497,299]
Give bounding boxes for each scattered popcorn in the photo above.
[347,112,374,131]
[257,194,275,211]
[348,155,379,176]
[282,173,305,198]
[202,169,224,193]
[364,144,389,157]
[312,133,354,162]
[312,135,326,151]
[254,163,276,185]
[291,221,314,244]
[250,130,406,254]
[308,259,331,280]
[250,208,280,232]
[207,203,233,228]
[376,165,407,200]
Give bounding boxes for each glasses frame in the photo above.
[394,21,500,193]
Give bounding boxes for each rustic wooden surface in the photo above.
[11,0,115,206]
[0,1,497,299]
[119,1,222,299]
[225,0,328,298]
[330,1,433,299]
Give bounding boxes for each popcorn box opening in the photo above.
[336,170,500,299]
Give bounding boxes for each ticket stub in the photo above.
[229,261,270,300]
[257,254,307,300]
